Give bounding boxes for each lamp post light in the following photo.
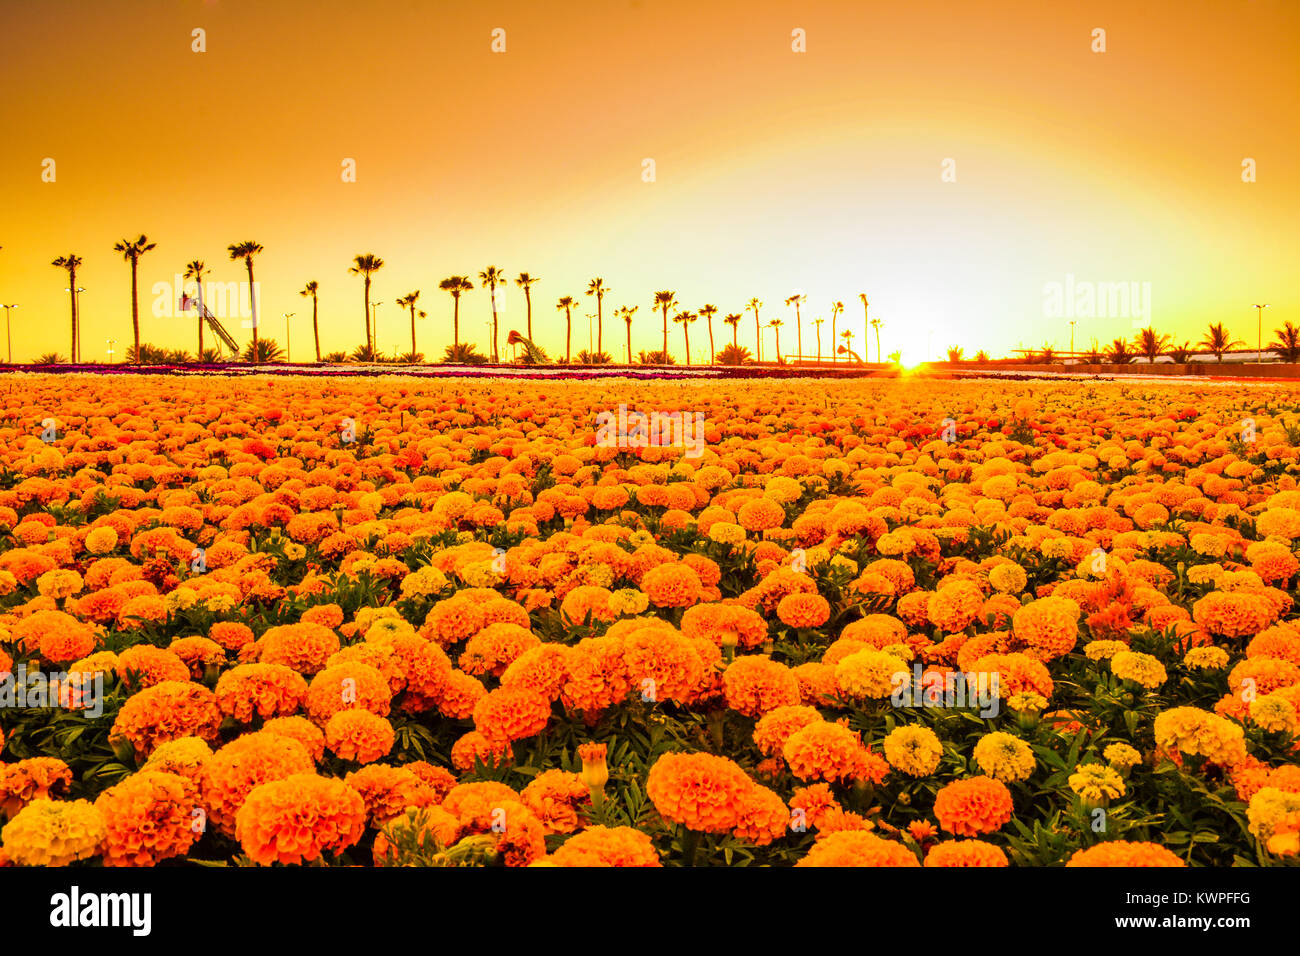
[283,313,295,362]
[106,338,116,364]
[2,304,17,363]
[1254,304,1270,364]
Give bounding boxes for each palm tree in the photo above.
[1198,322,1243,362]
[871,316,882,365]
[51,254,83,361]
[698,304,718,364]
[557,296,577,363]
[1167,341,1193,363]
[299,281,321,361]
[114,235,156,359]
[227,241,264,358]
[769,317,784,363]
[349,254,384,352]
[1271,322,1300,362]
[396,290,424,358]
[616,305,638,364]
[479,266,506,361]
[747,298,763,361]
[440,276,474,351]
[724,313,741,348]
[947,346,965,362]
[653,291,677,361]
[812,317,825,362]
[785,295,805,360]
[184,260,207,356]
[673,310,697,365]
[1106,337,1135,364]
[241,337,284,363]
[586,278,609,356]
[1135,327,1169,363]
[840,328,857,362]
[858,294,869,362]
[515,273,540,339]
[830,301,844,364]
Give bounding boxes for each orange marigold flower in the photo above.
[795,830,920,867]
[521,770,591,834]
[200,732,316,836]
[0,757,73,819]
[110,681,222,760]
[776,592,831,629]
[325,709,396,763]
[258,622,341,675]
[547,825,662,867]
[933,776,1014,837]
[473,687,552,743]
[722,655,801,717]
[115,645,191,690]
[1066,841,1186,867]
[235,773,367,866]
[94,770,200,866]
[646,751,756,833]
[344,764,437,826]
[640,563,703,608]
[923,839,1009,867]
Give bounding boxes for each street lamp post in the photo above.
[283,313,295,362]
[1254,304,1270,364]
[106,338,116,364]
[1,304,16,363]
[1069,320,1076,360]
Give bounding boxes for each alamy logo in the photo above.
[1,664,104,718]
[1042,273,1152,325]
[49,886,151,936]
[890,664,1001,718]
[595,404,706,458]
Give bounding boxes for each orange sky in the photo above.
[2,0,1296,363]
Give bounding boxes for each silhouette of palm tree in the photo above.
[747,298,763,361]
[299,280,320,361]
[724,313,741,348]
[785,294,805,360]
[114,235,156,359]
[184,260,207,355]
[858,294,869,362]
[439,276,474,351]
[616,305,638,364]
[479,266,506,361]
[770,317,784,363]
[349,254,384,352]
[557,296,577,363]
[1198,322,1243,363]
[586,278,609,356]
[515,273,540,339]
[228,241,264,357]
[653,291,677,361]
[812,317,825,362]
[673,310,697,365]
[51,253,83,361]
[396,290,424,358]
[698,304,718,364]
[830,301,844,364]
[1270,322,1300,362]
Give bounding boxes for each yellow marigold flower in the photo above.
[1111,651,1167,689]
[84,526,119,555]
[1103,742,1142,771]
[987,563,1027,595]
[2,798,105,866]
[1247,787,1300,842]
[835,648,907,700]
[882,725,943,777]
[972,731,1035,783]
[1250,694,1299,735]
[1068,763,1125,805]
[1183,646,1230,670]
[1084,640,1128,661]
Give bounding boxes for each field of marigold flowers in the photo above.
[0,373,1298,868]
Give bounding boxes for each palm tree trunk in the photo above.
[661,306,668,360]
[754,313,761,362]
[130,258,140,358]
[816,327,822,362]
[597,297,603,356]
[625,323,632,364]
[831,316,837,363]
[363,277,372,353]
[491,285,499,362]
[707,319,715,364]
[796,307,802,360]
[67,271,77,361]
[312,297,320,361]
[410,305,417,356]
[525,290,532,339]
[775,327,781,362]
[684,324,690,366]
[197,277,204,357]
[247,260,259,358]
[565,309,571,363]
[874,327,881,364]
